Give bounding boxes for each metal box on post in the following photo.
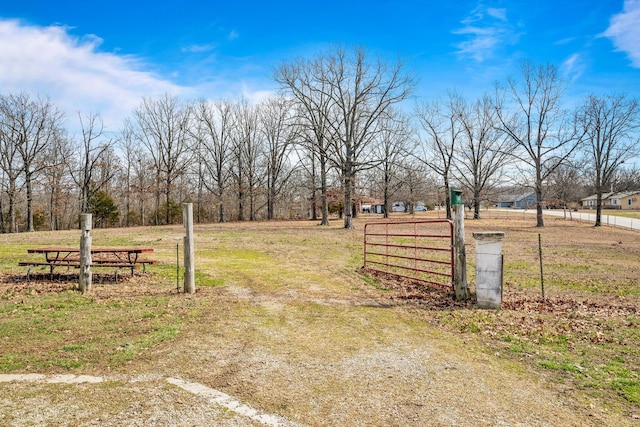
[451,188,463,205]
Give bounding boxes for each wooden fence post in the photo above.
[183,203,195,294]
[452,189,470,301]
[79,214,92,294]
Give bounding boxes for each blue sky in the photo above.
[1,1,639,133]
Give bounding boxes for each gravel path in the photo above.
[0,273,633,426]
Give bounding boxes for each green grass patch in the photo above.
[0,291,187,372]
[0,354,24,370]
[612,379,640,404]
[0,218,639,421]
[538,359,585,374]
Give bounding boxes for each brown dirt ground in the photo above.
[1,216,639,426]
[0,274,635,426]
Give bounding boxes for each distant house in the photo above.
[309,191,388,217]
[360,196,385,214]
[581,192,640,210]
[581,193,608,209]
[307,188,343,218]
[495,191,537,209]
[620,192,640,209]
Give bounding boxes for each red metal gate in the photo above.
[363,220,454,288]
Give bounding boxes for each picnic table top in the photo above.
[27,247,154,254]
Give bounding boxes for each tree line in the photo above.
[1,46,639,233]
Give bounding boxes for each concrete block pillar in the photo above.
[472,232,505,309]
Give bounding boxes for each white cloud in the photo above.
[604,0,640,68]
[561,53,585,83]
[453,5,519,62]
[181,43,216,53]
[486,7,507,21]
[241,86,275,104]
[0,19,285,138]
[227,30,239,41]
[0,19,187,133]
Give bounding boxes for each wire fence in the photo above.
[473,209,640,231]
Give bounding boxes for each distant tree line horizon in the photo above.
[1,46,639,233]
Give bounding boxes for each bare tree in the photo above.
[43,128,74,230]
[408,162,436,208]
[259,96,297,220]
[133,152,154,226]
[546,161,586,216]
[275,56,335,225]
[130,94,193,224]
[277,46,413,228]
[231,99,263,221]
[69,112,117,215]
[415,92,465,219]
[577,94,640,226]
[0,97,24,232]
[0,171,5,233]
[328,47,414,228]
[118,118,154,226]
[611,166,640,192]
[370,109,413,217]
[0,93,64,232]
[194,99,234,223]
[116,124,138,226]
[295,140,320,221]
[456,94,513,219]
[494,61,583,227]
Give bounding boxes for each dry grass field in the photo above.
[0,213,638,426]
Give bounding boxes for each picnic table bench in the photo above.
[19,247,155,281]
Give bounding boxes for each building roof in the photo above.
[581,191,639,202]
[496,191,535,203]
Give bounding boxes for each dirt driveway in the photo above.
[0,280,627,426]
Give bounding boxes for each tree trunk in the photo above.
[319,157,329,226]
[473,188,481,219]
[595,186,603,227]
[267,185,275,220]
[8,186,17,233]
[383,170,390,219]
[310,160,318,221]
[0,187,4,233]
[218,187,225,223]
[535,182,544,227]
[165,176,171,224]
[343,173,354,229]
[343,180,353,229]
[343,146,354,229]
[25,170,34,232]
[249,187,256,221]
[310,190,318,221]
[444,176,452,220]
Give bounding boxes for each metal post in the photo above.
[538,233,545,300]
[176,242,180,293]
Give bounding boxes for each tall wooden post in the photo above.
[79,214,92,294]
[183,203,195,294]
[452,190,470,300]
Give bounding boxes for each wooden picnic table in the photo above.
[28,247,153,262]
[21,247,155,280]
